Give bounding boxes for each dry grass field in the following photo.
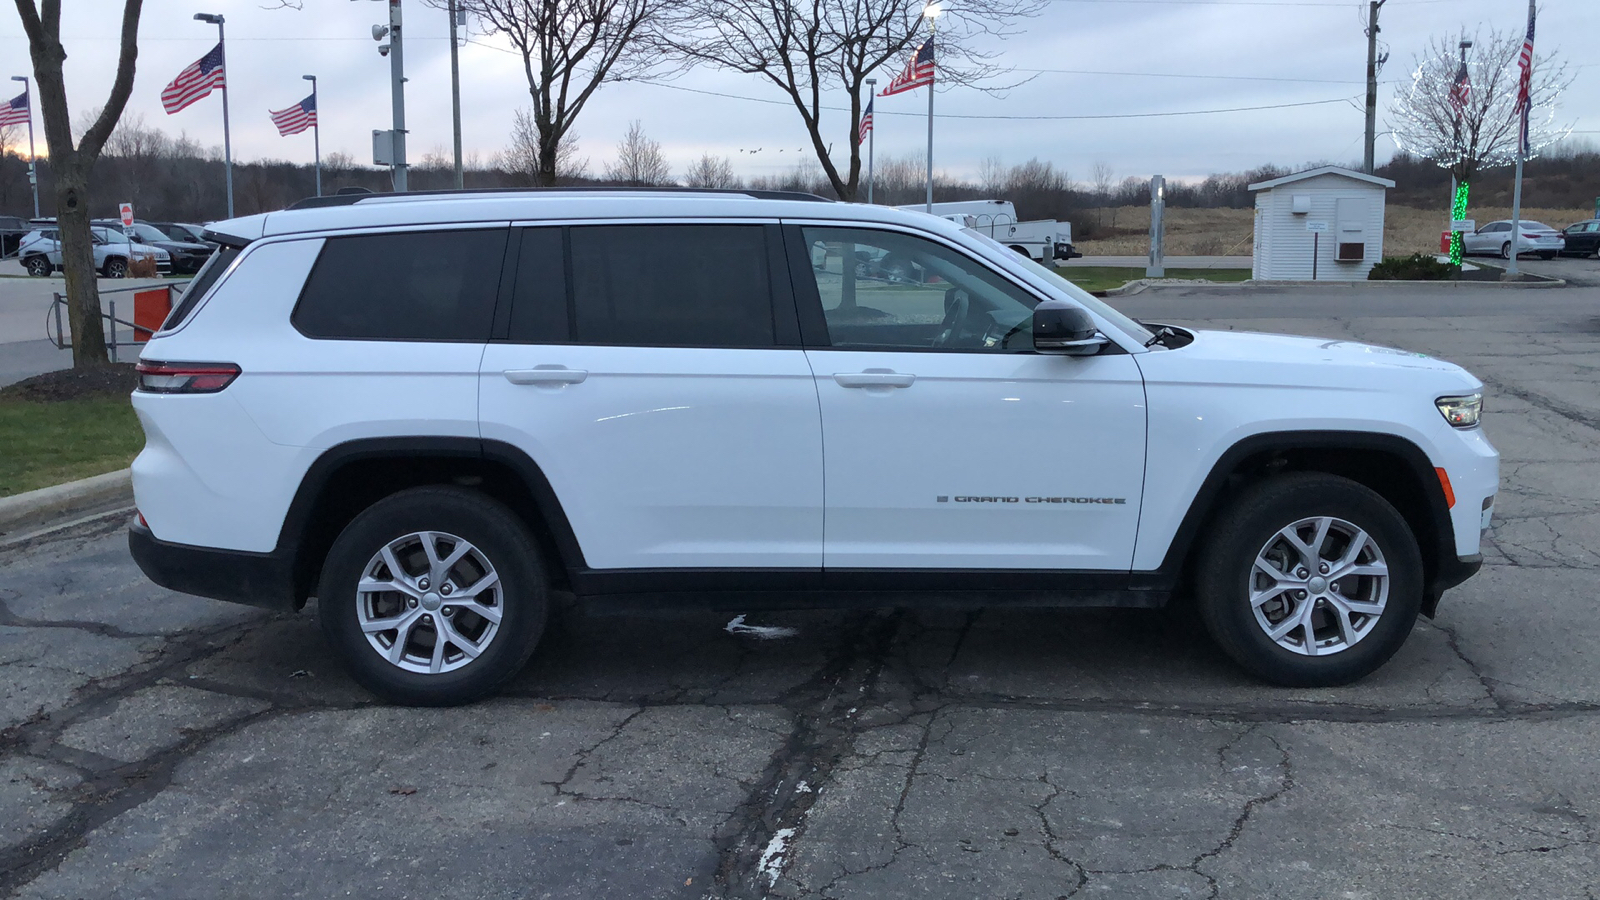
[1074,204,1592,258]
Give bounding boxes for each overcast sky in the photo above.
[2,0,1595,185]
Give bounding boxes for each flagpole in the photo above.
[865,79,876,205]
[196,14,233,218]
[924,10,937,214]
[11,76,38,218]
[304,75,321,197]
[1507,0,1534,279]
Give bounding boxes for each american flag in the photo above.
[879,39,934,97]
[1448,59,1470,118]
[270,94,317,136]
[162,43,226,115]
[858,97,874,143]
[1516,3,1536,156]
[0,91,27,128]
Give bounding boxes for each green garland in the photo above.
[1449,181,1470,266]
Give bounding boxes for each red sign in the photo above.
[119,203,134,227]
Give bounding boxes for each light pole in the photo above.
[922,1,941,213]
[865,77,876,205]
[1450,37,1472,267]
[10,76,37,218]
[448,0,464,188]
[372,0,409,192]
[303,75,321,197]
[195,13,233,218]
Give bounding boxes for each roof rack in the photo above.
[285,186,834,211]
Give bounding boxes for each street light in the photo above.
[194,13,234,218]
[9,75,36,218]
[303,75,321,197]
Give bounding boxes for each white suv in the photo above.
[127,189,1498,705]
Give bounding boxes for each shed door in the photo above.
[1335,197,1368,262]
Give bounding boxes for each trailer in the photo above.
[898,199,1081,262]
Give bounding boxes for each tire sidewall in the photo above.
[317,488,548,706]
[1198,475,1424,687]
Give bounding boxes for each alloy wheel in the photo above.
[1249,516,1389,657]
[355,530,504,675]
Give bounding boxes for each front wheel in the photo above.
[1500,242,1513,260]
[103,257,128,278]
[1194,473,1423,687]
[317,486,550,706]
[23,256,50,277]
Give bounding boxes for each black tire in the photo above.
[104,257,128,278]
[1538,251,1556,260]
[1194,472,1423,687]
[317,486,550,706]
[23,255,50,277]
[1500,242,1513,260]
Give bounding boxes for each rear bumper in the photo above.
[128,520,300,612]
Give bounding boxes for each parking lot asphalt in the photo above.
[3,277,1600,899]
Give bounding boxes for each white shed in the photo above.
[1249,166,1395,281]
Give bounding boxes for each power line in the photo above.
[1014,67,1370,84]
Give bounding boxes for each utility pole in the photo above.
[1362,0,1386,175]
[448,0,464,188]
[373,0,409,192]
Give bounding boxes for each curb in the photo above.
[1248,276,1566,289]
[0,469,132,535]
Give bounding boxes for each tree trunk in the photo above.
[537,138,558,187]
[54,162,109,365]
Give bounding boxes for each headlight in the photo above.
[1436,393,1483,428]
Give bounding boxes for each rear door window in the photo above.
[293,228,509,341]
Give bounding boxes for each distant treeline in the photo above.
[0,116,1593,237]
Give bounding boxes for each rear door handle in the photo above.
[504,366,588,386]
[833,371,915,389]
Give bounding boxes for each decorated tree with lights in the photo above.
[1388,26,1571,264]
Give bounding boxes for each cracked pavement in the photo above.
[4,281,1600,898]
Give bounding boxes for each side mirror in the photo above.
[1034,300,1109,356]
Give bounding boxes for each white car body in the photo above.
[125,189,1498,695]
[1462,220,1565,258]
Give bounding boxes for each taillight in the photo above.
[136,360,241,394]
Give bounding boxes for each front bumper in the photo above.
[1423,553,1482,617]
[129,519,300,612]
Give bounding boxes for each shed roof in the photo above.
[1247,165,1396,192]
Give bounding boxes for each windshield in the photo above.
[962,229,1154,344]
[93,227,132,245]
[129,223,172,243]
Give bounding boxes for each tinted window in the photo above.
[162,245,237,331]
[507,227,567,343]
[566,225,774,347]
[798,226,1038,352]
[293,229,508,341]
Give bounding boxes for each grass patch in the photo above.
[0,396,143,497]
[1055,266,1252,293]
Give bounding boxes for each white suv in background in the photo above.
[127,189,1498,705]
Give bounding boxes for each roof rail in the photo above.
[285,186,834,211]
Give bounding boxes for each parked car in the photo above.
[899,200,1080,262]
[19,226,172,277]
[150,222,216,249]
[92,220,213,274]
[0,214,29,258]
[1558,219,1600,258]
[127,187,1498,705]
[1462,220,1565,260]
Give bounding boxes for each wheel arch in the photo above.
[1151,430,1454,616]
[276,437,585,607]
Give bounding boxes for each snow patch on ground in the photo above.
[725,614,799,640]
[759,826,798,885]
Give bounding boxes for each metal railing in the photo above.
[47,280,191,364]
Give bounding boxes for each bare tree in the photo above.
[498,108,588,185]
[456,0,666,187]
[13,0,144,367]
[667,0,1044,201]
[1090,160,1114,227]
[977,156,1005,197]
[683,152,740,189]
[603,120,671,185]
[1388,26,1572,187]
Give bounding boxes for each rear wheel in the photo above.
[23,256,50,277]
[1194,473,1422,687]
[1500,242,1513,260]
[317,486,550,706]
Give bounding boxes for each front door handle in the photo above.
[833,370,916,389]
[504,366,588,386]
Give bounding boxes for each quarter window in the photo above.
[293,229,508,341]
[797,226,1038,352]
